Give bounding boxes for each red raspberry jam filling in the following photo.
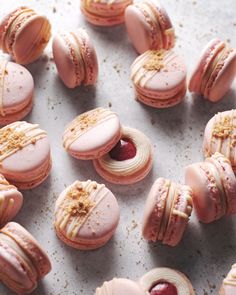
[109,138,136,161]
[149,282,178,295]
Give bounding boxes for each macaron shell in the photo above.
[95,278,145,295]
[1,222,52,279]
[139,268,195,295]
[220,264,236,295]
[53,33,83,89]
[206,49,236,102]
[12,15,51,65]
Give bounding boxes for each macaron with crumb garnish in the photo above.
[131,50,187,108]
[0,173,23,227]
[93,126,153,184]
[81,0,133,27]
[0,6,51,65]
[125,0,175,54]
[203,110,236,172]
[53,28,98,88]
[0,60,34,125]
[139,267,195,295]
[189,39,236,102]
[185,152,236,223]
[0,121,52,189]
[142,178,193,246]
[63,108,121,160]
[0,222,51,295]
[95,278,145,295]
[54,180,120,250]
[219,264,236,295]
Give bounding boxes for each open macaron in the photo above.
[54,180,120,250]
[93,126,153,184]
[0,222,51,294]
[0,61,34,125]
[0,121,52,189]
[189,39,236,102]
[0,6,51,65]
[81,0,133,26]
[185,152,236,223]
[142,178,193,246]
[63,108,121,160]
[53,29,98,88]
[131,50,187,108]
[139,268,195,295]
[203,110,236,171]
[125,0,175,54]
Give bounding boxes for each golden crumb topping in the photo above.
[0,128,26,155]
[212,116,233,139]
[143,51,165,71]
[71,109,102,132]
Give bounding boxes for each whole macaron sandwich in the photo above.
[54,180,120,250]
[0,121,52,189]
[0,6,51,65]
[142,178,193,246]
[81,0,133,26]
[125,0,175,54]
[53,28,98,89]
[139,268,195,295]
[203,110,236,171]
[131,50,187,108]
[0,60,34,125]
[189,39,236,102]
[0,222,51,294]
[220,264,236,295]
[185,153,236,223]
[0,173,23,227]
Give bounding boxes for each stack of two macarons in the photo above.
[62,107,153,185]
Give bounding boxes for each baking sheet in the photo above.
[0,0,236,294]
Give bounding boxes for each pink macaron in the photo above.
[0,222,51,295]
[203,110,236,171]
[95,278,145,295]
[125,0,175,54]
[189,39,236,102]
[0,61,34,125]
[81,0,133,26]
[139,268,195,295]
[63,107,121,160]
[0,6,51,65]
[52,29,98,89]
[185,152,236,223]
[0,173,23,227]
[93,126,153,184]
[0,121,52,189]
[220,264,236,295]
[131,50,187,108]
[142,178,193,246]
[54,180,120,250]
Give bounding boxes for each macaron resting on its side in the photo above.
[63,108,121,160]
[93,126,153,184]
[203,110,236,171]
[81,0,133,26]
[219,264,236,295]
[53,29,98,88]
[0,6,51,65]
[142,178,193,246]
[189,39,236,102]
[125,0,175,54]
[0,121,52,189]
[139,268,195,295]
[0,174,23,227]
[95,278,145,295]
[0,222,51,294]
[131,50,187,108]
[0,61,34,125]
[185,153,236,223]
[54,180,120,250]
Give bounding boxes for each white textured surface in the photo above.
[0,0,236,294]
